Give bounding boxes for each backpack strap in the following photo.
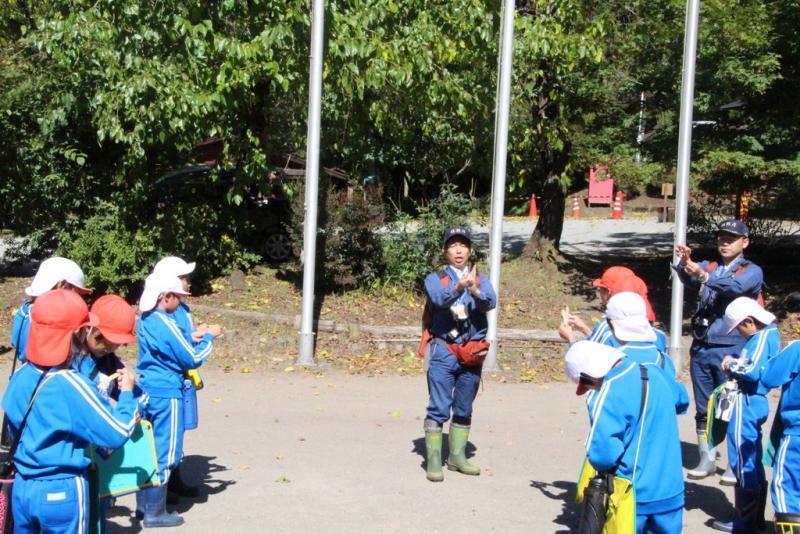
[632,365,649,480]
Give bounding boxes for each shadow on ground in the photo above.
[529,479,578,533]
[107,455,235,533]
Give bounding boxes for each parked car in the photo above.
[149,165,293,262]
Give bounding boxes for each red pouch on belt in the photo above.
[446,339,490,367]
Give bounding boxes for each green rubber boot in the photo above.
[425,429,444,482]
[447,423,480,476]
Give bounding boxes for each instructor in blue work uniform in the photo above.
[421,226,497,482]
[674,218,763,481]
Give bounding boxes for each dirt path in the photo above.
[7,365,768,533]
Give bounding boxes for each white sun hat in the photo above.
[152,256,196,278]
[725,297,775,334]
[139,272,191,312]
[25,257,91,297]
[565,340,625,395]
[605,292,656,342]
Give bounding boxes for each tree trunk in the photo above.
[522,144,571,261]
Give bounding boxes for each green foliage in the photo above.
[594,148,667,196]
[380,184,478,289]
[54,204,157,296]
[2,0,800,284]
[288,177,385,291]
[55,201,260,297]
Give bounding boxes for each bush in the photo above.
[380,183,480,289]
[288,177,385,291]
[56,201,260,297]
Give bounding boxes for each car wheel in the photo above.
[263,232,293,262]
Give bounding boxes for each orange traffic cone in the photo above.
[611,191,624,219]
[571,194,581,218]
[528,193,538,218]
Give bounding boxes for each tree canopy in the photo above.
[1,0,798,288]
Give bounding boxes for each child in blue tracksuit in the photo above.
[135,271,221,527]
[151,255,219,500]
[707,297,780,531]
[421,226,496,483]
[760,339,800,525]
[1,289,138,534]
[9,256,92,363]
[71,295,149,533]
[566,341,685,532]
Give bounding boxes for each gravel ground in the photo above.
[1,364,767,534]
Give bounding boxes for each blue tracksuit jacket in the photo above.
[586,360,685,515]
[725,324,780,489]
[171,301,196,343]
[588,317,618,347]
[136,308,214,399]
[763,341,800,436]
[1,363,138,478]
[10,300,32,362]
[729,324,780,396]
[619,341,689,415]
[424,267,497,344]
[674,256,763,346]
[760,340,800,512]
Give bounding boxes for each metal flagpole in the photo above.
[297,0,325,366]
[484,0,516,372]
[669,0,701,373]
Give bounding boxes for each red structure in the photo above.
[588,167,614,206]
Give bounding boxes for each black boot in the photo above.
[167,465,199,498]
[710,486,759,533]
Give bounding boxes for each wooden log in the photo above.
[189,304,566,343]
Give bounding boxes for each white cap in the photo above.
[725,297,776,334]
[152,256,196,278]
[565,341,625,395]
[605,292,656,342]
[25,257,91,297]
[139,272,191,312]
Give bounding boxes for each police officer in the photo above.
[674,218,763,481]
[421,226,497,482]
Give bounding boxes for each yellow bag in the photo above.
[605,476,635,534]
[575,458,636,534]
[576,457,596,503]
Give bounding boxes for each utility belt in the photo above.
[432,337,489,367]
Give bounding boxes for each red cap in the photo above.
[592,266,635,290]
[609,275,656,322]
[27,289,98,367]
[90,295,137,345]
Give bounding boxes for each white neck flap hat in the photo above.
[139,272,191,312]
[25,257,91,297]
[152,256,196,278]
[725,297,776,334]
[605,292,656,342]
[565,341,625,395]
